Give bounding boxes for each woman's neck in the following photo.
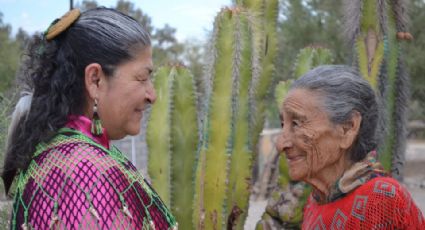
[305,154,352,202]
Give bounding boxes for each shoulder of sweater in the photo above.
[354,176,411,202]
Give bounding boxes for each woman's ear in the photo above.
[84,63,103,99]
[339,111,362,150]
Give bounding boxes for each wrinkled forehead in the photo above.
[281,88,328,119]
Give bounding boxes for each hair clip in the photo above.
[45,8,81,41]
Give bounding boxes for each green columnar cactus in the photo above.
[147,65,199,229]
[225,10,254,230]
[344,0,410,180]
[193,8,242,229]
[354,0,385,89]
[251,0,279,148]
[170,66,199,229]
[235,0,279,150]
[293,46,334,78]
[147,67,173,206]
[379,0,410,180]
[256,47,333,229]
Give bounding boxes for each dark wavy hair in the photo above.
[2,7,151,193]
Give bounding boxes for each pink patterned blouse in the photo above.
[11,115,177,229]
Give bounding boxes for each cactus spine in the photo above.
[147,65,199,229]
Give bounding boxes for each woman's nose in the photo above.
[276,129,292,153]
[146,82,157,104]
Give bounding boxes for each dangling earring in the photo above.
[91,99,103,136]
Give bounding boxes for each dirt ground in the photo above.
[403,140,425,212]
[244,140,425,230]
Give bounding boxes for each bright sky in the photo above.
[0,0,231,41]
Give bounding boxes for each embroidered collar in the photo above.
[66,115,110,149]
[312,151,387,204]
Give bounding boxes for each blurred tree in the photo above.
[404,0,425,121]
[15,28,30,50]
[78,0,185,66]
[180,38,207,108]
[152,24,184,66]
[76,0,99,12]
[0,12,22,93]
[276,0,348,82]
[114,0,154,34]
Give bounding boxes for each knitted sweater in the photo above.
[11,115,177,229]
[302,177,425,229]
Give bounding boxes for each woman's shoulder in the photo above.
[358,176,407,196]
[31,132,135,179]
[353,176,414,204]
[355,176,422,214]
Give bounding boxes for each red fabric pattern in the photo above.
[302,177,425,230]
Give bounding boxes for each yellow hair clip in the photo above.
[45,8,81,41]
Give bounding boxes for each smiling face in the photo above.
[96,47,156,140]
[276,88,348,182]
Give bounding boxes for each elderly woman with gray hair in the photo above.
[275,65,424,229]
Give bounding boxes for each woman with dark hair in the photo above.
[276,65,424,229]
[2,8,177,229]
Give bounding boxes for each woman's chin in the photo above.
[289,169,307,182]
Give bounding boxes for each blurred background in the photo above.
[0,0,424,227]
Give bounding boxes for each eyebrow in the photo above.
[282,107,307,121]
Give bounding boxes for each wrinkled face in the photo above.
[276,88,345,181]
[97,47,156,140]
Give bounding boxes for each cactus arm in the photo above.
[226,11,254,229]
[146,67,174,206]
[195,8,236,229]
[379,1,404,178]
[293,48,314,78]
[274,80,292,111]
[169,66,199,229]
[354,0,385,89]
[294,47,334,79]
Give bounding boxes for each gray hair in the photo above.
[290,65,379,162]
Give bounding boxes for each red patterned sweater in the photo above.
[302,177,425,229]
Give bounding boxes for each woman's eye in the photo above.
[139,78,149,83]
[292,120,300,127]
[281,122,284,128]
